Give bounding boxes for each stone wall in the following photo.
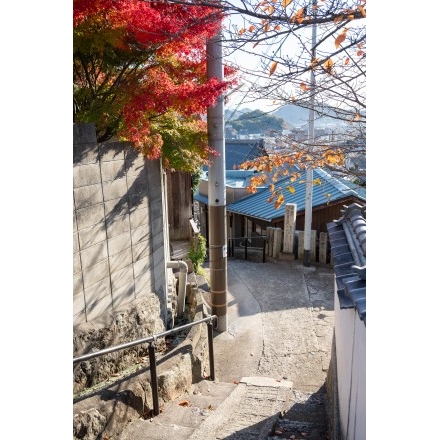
[73,123,169,326]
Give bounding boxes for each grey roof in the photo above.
[327,203,366,324]
[226,168,366,222]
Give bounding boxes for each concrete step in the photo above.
[118,377,295,440]
[269,387,330,440]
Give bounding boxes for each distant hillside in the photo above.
[273,105,342,128]
[226,105,343,128]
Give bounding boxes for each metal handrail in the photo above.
[73,314,218,416]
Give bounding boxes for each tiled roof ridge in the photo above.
[335,203,366,268]
[327,202,366,324]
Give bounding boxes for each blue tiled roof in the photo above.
[226,168,366,222]
[327,203,366,325]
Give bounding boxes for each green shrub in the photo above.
[188,234,207,274]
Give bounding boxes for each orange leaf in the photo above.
[334,15,343,23]
[323,58,334,73]
[265,5,275,14]
[357,50,364,57]
[358,5,366,17]
[269,61,278,76]
[264,23,270,32]
[238,28,245,35]
[282,0,293,7]
[249,25,255,32]
[344,57,350,65]
[274,193,284,209]
[355,112,361,120]
[347,14,354,20]
[335,32,347,49]
[269,183,275,192]
[300,82,309,91]
[286,185,295,194]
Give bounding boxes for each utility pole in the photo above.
[303,3,317,267]
[207,30,228,332]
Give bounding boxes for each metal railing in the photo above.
[73,314,217,416]
[228,236,266,262]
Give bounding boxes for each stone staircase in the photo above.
[117,377,330,440]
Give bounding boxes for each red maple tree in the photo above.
[73,0,236,170]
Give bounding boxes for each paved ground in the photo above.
[118,256,336,439]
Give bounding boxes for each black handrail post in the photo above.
[263,237,266,263]
[148,341,160,416]
[207,319,215,381]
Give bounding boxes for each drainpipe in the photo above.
[166,260,188,319]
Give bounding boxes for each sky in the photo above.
[1,2,439,438]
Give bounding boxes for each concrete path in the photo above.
[119,257,335,439]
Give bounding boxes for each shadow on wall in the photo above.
[74,139,152,222]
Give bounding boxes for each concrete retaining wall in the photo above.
[73,123,169,326]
